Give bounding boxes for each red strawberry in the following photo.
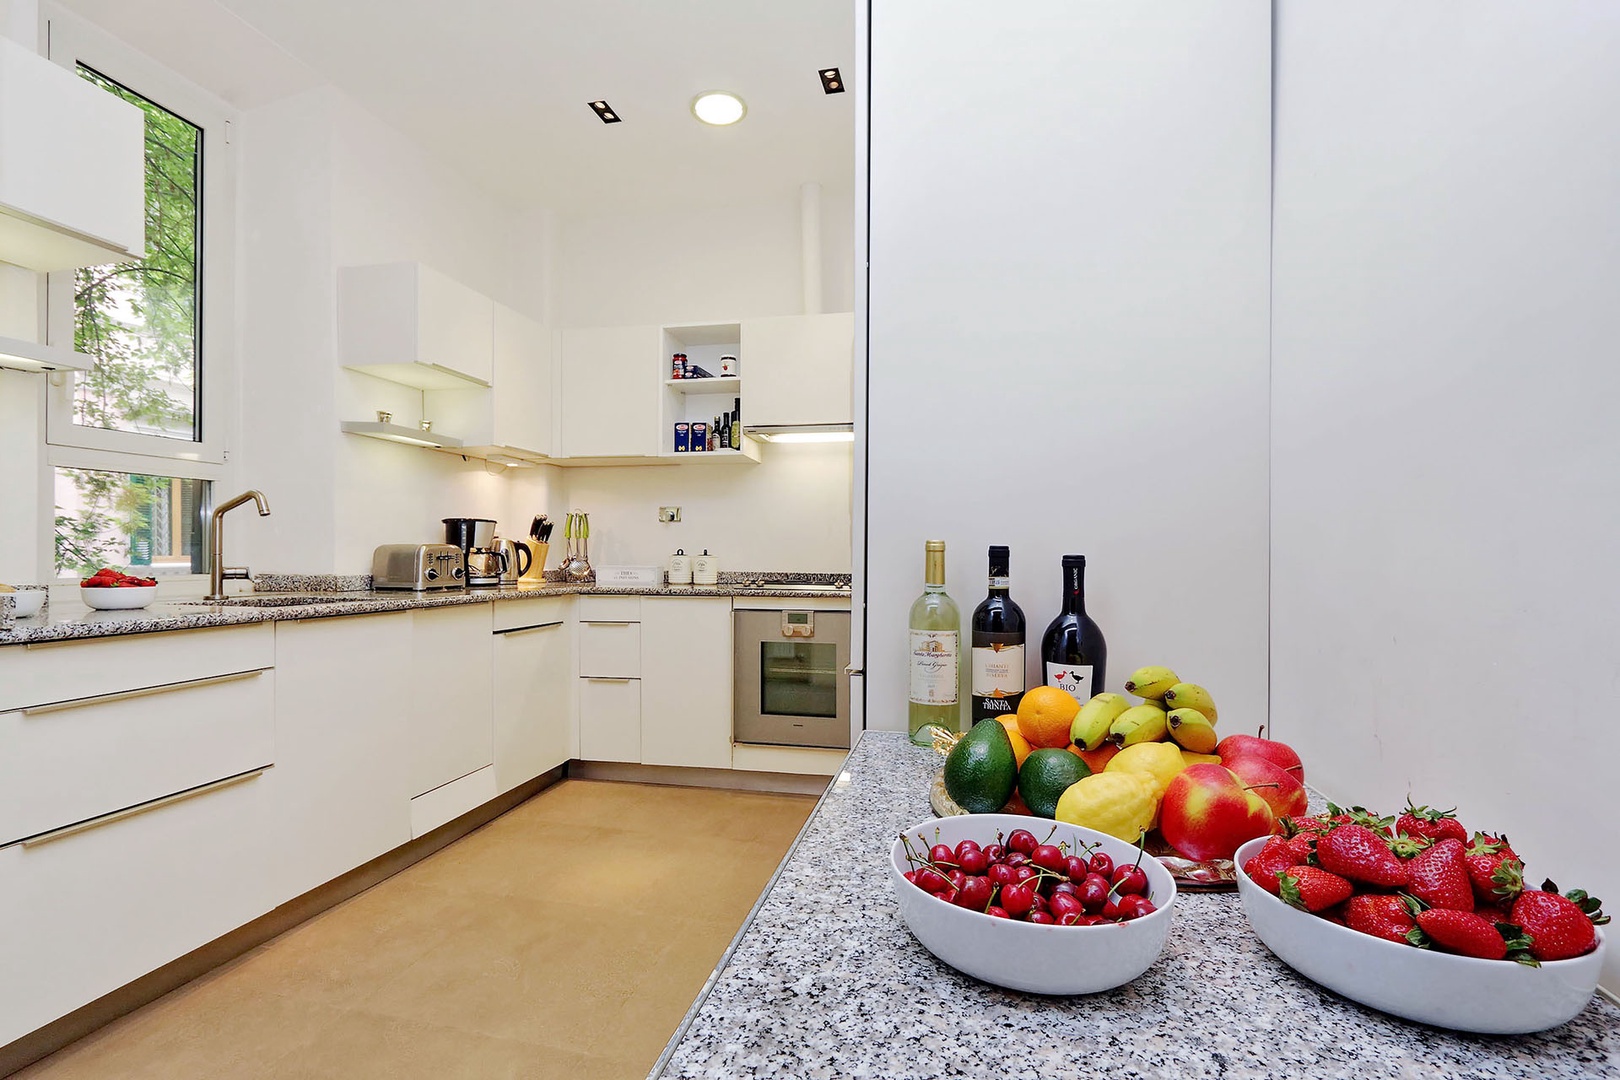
[1346,894,1417,944]
[1243,837,1296,896]
[1279,815,1332,838]
[1278,866,1354,912]
[1316,824,1410,888]
[1411,908,1530,962]
[1406,838,1475,912]
[1324,803,1395,832]
[1283,834,1316,863]
[1511,885,1610,962]
[1395,800,1469,845]
[1464,835,1524,905]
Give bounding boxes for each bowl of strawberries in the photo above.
[1234,802,1607,1034]
[80,567,159,610]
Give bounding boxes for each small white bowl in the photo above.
[80,585,157,610]
[3,587,46,618]
[890,813,1177,995]
[1233,835,1606,1033]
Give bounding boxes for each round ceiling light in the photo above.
[691,91,747,126]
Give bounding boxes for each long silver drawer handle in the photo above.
[584,677,635,683]
[583,621,635,627]
[494,621,565,636]
[20,668,267,717]
[17,766,270,848]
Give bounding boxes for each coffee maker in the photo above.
[442,517,503,587]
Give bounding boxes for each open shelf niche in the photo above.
[658,323,756,462]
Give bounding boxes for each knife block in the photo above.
[520,542,549,584]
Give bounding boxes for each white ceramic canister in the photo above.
[668,549,693,585]
[692,549,719,586]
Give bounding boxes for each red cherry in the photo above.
[1078,874,1111,911]
[1003,852,1030,868]
[954,839,981,858]
[1031,844,1066,873]
[1087,852,1114,880]
[987,864,1017,887]
[938,887,960,906]
[930,844,957,867]
[1100,896,1125,920]
[1007,829,1039,856]
[1029,892,1049,913]
[983,844,1007,863]
[946,869,967,893]
[986,906,1011,919]
[957,875,994,911]
[1058,911,1091,926]
[1051,881,1079,899]
[1012,865,1038,885]
[1063,855,1090,881]
[1111,864,1149,897]
[957,848,989,875]
[1119,894,1157,920]
[1001,882,1036,916]
[903,870,919,886]
[1028,911,1056,925]
[1049,891,1084,920]
[915,866,951,893]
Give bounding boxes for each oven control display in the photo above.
[780,611,815,638]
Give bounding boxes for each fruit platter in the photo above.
[930,665,1308,890]
[1234,802,1607,1033]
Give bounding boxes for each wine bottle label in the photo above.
[971,643,1024,710]
[1045,662,1095,702]
[909,630,959,705]
[987,576,1010,589]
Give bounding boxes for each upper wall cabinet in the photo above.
[0,39,144,271]
[740,313,856,429]
[423,302,554,461]
[559,325,663,459]
[339,262,494,389]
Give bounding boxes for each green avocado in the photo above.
[943,719,1018,814]
[1017,748,1092,819]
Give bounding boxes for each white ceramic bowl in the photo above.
[1233,835,1606,1033]
[80,585,157,610]
[3,587,46,618]
[890,814,1177,995]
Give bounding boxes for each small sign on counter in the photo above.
[596,566,662,586]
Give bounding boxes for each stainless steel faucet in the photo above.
[206,490,271,601]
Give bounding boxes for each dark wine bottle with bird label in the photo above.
[971,545,1025,722]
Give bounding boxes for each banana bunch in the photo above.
[1071,665,1222,754]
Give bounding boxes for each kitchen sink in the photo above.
[183,595,361,608]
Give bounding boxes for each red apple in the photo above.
[1214,733,1304,781]
[1159,764,1277,862]
[1222,755,1309,819]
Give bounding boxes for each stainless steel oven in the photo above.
[733,608,851,749]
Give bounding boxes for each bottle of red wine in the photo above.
[971,545,1025,721]
[1041,554,1107,703]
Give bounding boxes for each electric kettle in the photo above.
[493,537,532,585]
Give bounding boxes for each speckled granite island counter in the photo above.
[652,731,1620,1080]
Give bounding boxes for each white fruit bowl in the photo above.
[1233,836,1606,1033]
[889,814,1177,995]
[3,586,46,618]
[80,585,157,610]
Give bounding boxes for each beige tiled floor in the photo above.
[15,780,816,1080]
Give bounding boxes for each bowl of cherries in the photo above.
[890,814,1177,995]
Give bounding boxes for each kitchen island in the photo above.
[653,732,1620,1079]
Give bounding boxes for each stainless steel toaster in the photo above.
[371,544,466,590]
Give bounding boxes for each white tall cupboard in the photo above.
[493,599,574,792]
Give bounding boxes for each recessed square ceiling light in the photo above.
[691,91,746,126]
[589,100,622,124]
[819,67,845,94]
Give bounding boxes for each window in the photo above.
[43,13,237,581]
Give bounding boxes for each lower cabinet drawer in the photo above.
[578,677,640,762]
[579,621,640,678]
[0,668,274,847]
[0,766,272,1046]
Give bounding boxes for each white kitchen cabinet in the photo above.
[578,620,640,678]
[739,313,856,429]
[639,598,734,769]
[578,676,641,763]
[339,262,494,389]
[493,600,573,792]
[0,763,270,1047]
[559,325,663,458]
[423,302,554,462]
[0,37,144,271]
[408,605,494,797]
[265,612,413,905]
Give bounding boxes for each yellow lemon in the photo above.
[1053,771,1158,842]
[1106,741,1188,799]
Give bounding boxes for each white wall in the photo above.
[1271,0,1620,990]
[558,441,852,573]
[864,2,1274,732]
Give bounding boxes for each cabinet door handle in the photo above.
[16,766,270,849]
[494,621,565,636]
[584,677,634,683]
[583,621,635,627]
[20,668,267,718]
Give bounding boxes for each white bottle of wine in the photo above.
[908,539,961,744]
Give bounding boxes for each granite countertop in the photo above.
[0,573,852,646]
[654,731,1620,1080]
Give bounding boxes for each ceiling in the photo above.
[60,0,855,216]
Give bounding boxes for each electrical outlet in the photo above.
[658,506,681,523]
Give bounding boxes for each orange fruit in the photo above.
[1070,742,1121,774]
[1016,686,1082,749]
[996,715,1034,769]
[1000,789,1034,816]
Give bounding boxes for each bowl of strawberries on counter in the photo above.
[80,567,159,610]
[1235,801,1607,1034]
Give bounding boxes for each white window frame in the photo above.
[40,9,238,583]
